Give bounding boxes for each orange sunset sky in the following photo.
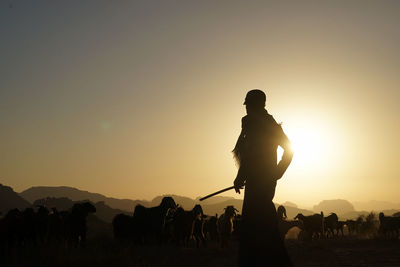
[1,1,399,207]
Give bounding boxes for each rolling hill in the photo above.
[20,186,146,212]
[0,184,31,213]
[18,185,316,218]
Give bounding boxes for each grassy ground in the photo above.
[2,238,400,267]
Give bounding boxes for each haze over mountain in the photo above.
[313,199,355,215]
[352,200,400,212]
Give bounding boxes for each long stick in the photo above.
[199,186,235,201]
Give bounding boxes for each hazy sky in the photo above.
[1,1,399,207]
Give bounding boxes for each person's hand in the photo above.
[234,177,245,194]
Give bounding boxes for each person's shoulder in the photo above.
[265,113,278,125]
[267,114,279,125]
[265,114,284,132]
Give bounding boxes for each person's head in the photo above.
[244,89,266,114]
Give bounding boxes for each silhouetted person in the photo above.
[233,89,294,267]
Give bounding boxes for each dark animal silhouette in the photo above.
[21,208,37,247]
[64,202,96,247]
[1,208,23,249]
[357,213,379,238]
[162,205,179,244]
[112,213,134,242]
[232,214,242,240]
[203,214,219,242]
[35,206,49,244]
[277,205,302,239]
[295,213,324,240]
[132,196,176,244]
[324,213,339,238]
[218,205,238,248]
[379,212,400,239]
[336,221,345,236]
[173,204,203,247]
[47,207,64,243]
[192,207,206,248]
[277,205,287,220]
[345,219,359,236]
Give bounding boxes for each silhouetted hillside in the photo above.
[283,201,298,208]
[195,195,236,205]
[94,201,130,223]
[18,186,318,218]
[34,196,75,211]
[0,184,31,213]
[313,199,355,215]
[33,196,129,223]
[353,200,400,212]
[20,186,147,212]
[154,195,314,218]
[202,198,245,216]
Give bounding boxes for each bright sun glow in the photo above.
[278,119,338,172]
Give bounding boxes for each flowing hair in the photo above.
[232,131,245,168]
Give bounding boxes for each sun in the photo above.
[277,119,337,172]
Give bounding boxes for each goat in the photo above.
[277,205,287,220]
[218,205,238,248]
[336,221,345,236]
[162,206,179,244]
[379,212,400,239]
[232,214,241,240]
[132,196,176,244]
[112,213,134,243]
[20,208,37,247]
[35,205,49,244]
[64,202,96,247]
[192,210,206,248]
[1,209,23,249]
[345,219,359,236]
[173,204,203,247]
[324,213,339,238]
[277,206,301,239]
[47,207,64,244]
[294,213,323,240]
[203,214,219,242]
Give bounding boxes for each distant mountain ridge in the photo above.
[313,199,355,215]
[33,197,128,223]
[353,200,400,212]
[14,185,400,220]
[20,186,146,212]
[18,186,313,217]
[0,184,31,213]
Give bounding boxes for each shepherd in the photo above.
[233,89,294,267]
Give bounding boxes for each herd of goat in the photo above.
[1,196,400,251]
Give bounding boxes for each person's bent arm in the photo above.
[275,126,294,180]
[233,128,246,194]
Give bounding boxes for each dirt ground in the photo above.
[3,238,400,267]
